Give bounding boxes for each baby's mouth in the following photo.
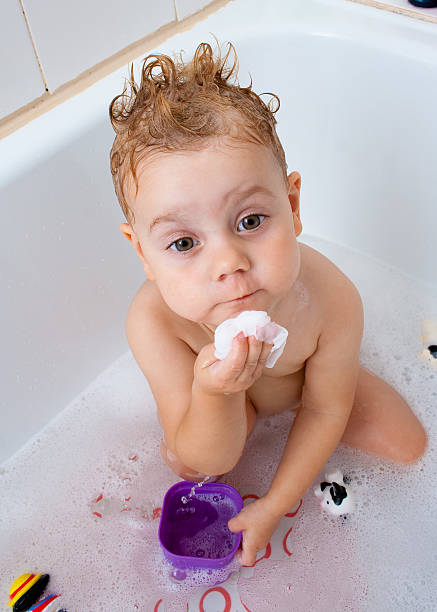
[226,290,259,303]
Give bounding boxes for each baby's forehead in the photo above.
[134,139,278,188]
[126,139,283,225]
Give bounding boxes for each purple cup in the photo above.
[158,481,243,571]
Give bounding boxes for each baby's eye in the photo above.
[237,214,265,231]
[169,237,195,252]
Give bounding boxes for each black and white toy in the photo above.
[420,319,437,369]
[314,469,355,516]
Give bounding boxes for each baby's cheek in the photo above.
[158,281,207,320]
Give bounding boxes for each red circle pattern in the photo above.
[199,586,232,612]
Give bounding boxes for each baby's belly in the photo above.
[248,368,305,417]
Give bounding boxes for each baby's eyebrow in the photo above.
[149,209,189,233]
[148,184,274,233]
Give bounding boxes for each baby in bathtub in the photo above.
[108,41,427,566]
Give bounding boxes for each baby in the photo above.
[109,41,427,566]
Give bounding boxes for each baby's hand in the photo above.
[194,333,273,396]
[227,496,281,566]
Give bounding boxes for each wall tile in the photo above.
[1,0,45,119]
[176,0,213,20]
[22,0,175,92]
[356,0,437,18]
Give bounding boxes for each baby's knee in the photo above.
[396,422,428,464]
[160,439,219,482]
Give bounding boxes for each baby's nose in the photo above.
[210,235,250,281]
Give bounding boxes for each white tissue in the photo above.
[214,310,288,368]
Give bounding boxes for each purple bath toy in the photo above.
[158,481,243,571]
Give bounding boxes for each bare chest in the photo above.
[247,368,306,416]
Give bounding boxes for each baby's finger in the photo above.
[236,550,247,565]
[242,335,263,376]
[252,341,274,378]
[198,342,220,369]
[226,332,249,378]
[260,340,274,364]
[240,540,256,567]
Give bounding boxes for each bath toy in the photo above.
[159,480,243,572]
[8,574,50,611]
[408,0,437,7]
[8,573,67,611]
[314,470,355,516]
[28,594,67,611]
[420,319,437,368]
[214,310,288,368]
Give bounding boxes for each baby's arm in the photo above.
[126,293,271,477]
[175,333,271,475]
[228,284,363,566]
[266,284,364,516]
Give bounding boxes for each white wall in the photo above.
[0,0,214,121]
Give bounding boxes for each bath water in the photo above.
[0,234,436,611]
[181,475,212,505]
[172,493,236,559]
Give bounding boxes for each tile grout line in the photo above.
[1,0,232,140]
[19,0,49,92]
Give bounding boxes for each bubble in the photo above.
[170,569,187,582]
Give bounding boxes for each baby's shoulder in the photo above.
[126,282,199,352]
[300,243,363,323]
[125,283,201,388]
[126,281,175,338]
[127,281,162,321]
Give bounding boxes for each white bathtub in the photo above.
[1,1,437,609]
[1,0,436,470]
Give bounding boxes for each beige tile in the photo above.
[22,0,175,92]
[0,0,45,119]
[348,0,437,21]
[375,0,437,15]
[175,0,213,20]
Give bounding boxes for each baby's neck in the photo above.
[199,321,216,336]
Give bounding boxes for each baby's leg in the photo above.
[160,438,215,482]
[160,396,257,482]
[341,366,427,463]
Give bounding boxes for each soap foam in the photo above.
[1,234,437,610]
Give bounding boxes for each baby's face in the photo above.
[125,138,302,327]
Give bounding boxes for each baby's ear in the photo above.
[120,223,155,281]
[287,171,302,236]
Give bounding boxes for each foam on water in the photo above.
[1,235,436,611]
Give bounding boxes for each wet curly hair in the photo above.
[109,40,288,225]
